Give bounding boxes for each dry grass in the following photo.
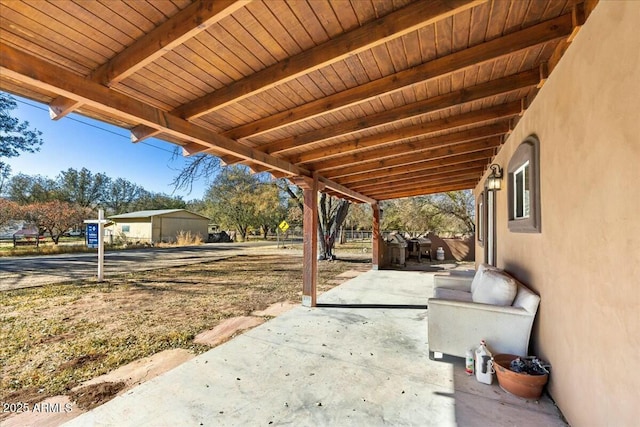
[0,253,369,409]
[174,230,204,246]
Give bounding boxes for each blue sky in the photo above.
[4,93,209,200]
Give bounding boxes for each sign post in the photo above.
[278,220,290,249]
[84,209,108,281]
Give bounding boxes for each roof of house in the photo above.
[108,209,210,220]
[0,0,597,202]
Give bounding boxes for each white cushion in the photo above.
[434,287,473,302]
[472,270,518,306]
[470,263,500,294]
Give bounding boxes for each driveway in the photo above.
[0,243,282,291]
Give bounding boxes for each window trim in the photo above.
[508,135,541,233]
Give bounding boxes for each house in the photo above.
[107,209,210,244]
[1,1,637,424]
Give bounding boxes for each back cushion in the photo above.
[470,263,500,293]
[472,270,518,306]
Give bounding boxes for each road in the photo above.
[0,242,292,291]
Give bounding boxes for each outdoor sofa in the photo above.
[427,264,540,358]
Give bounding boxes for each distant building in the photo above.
[107,209,210,244]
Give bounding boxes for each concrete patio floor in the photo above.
[64,269,566,426]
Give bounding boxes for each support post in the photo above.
[372,203,382,270]
[301,175,319,307]
[98,209,105,281]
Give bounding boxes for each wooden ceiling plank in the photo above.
[312,122,509,172]
[372,181,477,200]
[263,68,538,155]
[341,159,489,187]
[173,0,485,120]
[327,145,496,181]
[350,167,486,192]
[362,173,481,194]
[1,44,375,204]
[223,12,572,140]
[290,101,520,164]
[91,0,250,86]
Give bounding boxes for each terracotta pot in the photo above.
[493,354,549,399]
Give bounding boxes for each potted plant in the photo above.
[493,354,550,399]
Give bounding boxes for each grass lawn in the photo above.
[0,252,370,412]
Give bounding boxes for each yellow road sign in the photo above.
[278,220,290,232]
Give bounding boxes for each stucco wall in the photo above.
[474,2,639,425]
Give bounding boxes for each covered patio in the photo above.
[63,269,565,426]
[1,1,638,425]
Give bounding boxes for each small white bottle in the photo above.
[465,349,474,375]
[475,340,493,385]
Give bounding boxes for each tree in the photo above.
[7,173,60,204]
[25,201,90,244]
[131,191,186,211]
[104,177,145,214]
[429,190,475,235]
[254,182,287,239]
[0,198,21,228]
[317,193,350,260]
[204,166,266,241]
[57,167,110,208]
[0,93,44,174]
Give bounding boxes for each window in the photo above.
[513,161,530,219]
[121,225,130,233]
[508,135,541,233]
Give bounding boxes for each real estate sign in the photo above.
[86,224,99,248]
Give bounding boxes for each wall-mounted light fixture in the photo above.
[487,164,503,191]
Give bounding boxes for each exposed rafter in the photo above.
[0,44,373,204]
[222,12,573,141]
[289,102,521,165]
[310,122,510,172]
[92,0,250,86]
[256,69,539,156]
[172,0,485,120]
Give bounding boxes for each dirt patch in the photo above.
[252,301,298,317]
[194,316,265,346]
[1,252,369,408]
[69,381,126,410]
[58,354,106,371]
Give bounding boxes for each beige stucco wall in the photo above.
[474,2,639,425]
[106,219,152,243]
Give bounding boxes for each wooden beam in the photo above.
[319,136,502,179]
[351,167,486,192]
[301,174,319,307]
[91,0,249,86]
[372,203,382,270]
[316,176,376,205]
[49,96,82,120]
[549,3,588,73]
[130,124,162,143]
[0,44,374,204]
[330,148,496,183]
[312,122,509,172]
[359,172,482,194]
[261,69,539,155]
[371,181,478,200]
[349,159,487,188]
[288,102,520,165]
[173,0,484,120]
[222,13,573,140]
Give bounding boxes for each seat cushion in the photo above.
[472,270,518,306]
[470,263,500,293]
[434,287,473,302]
